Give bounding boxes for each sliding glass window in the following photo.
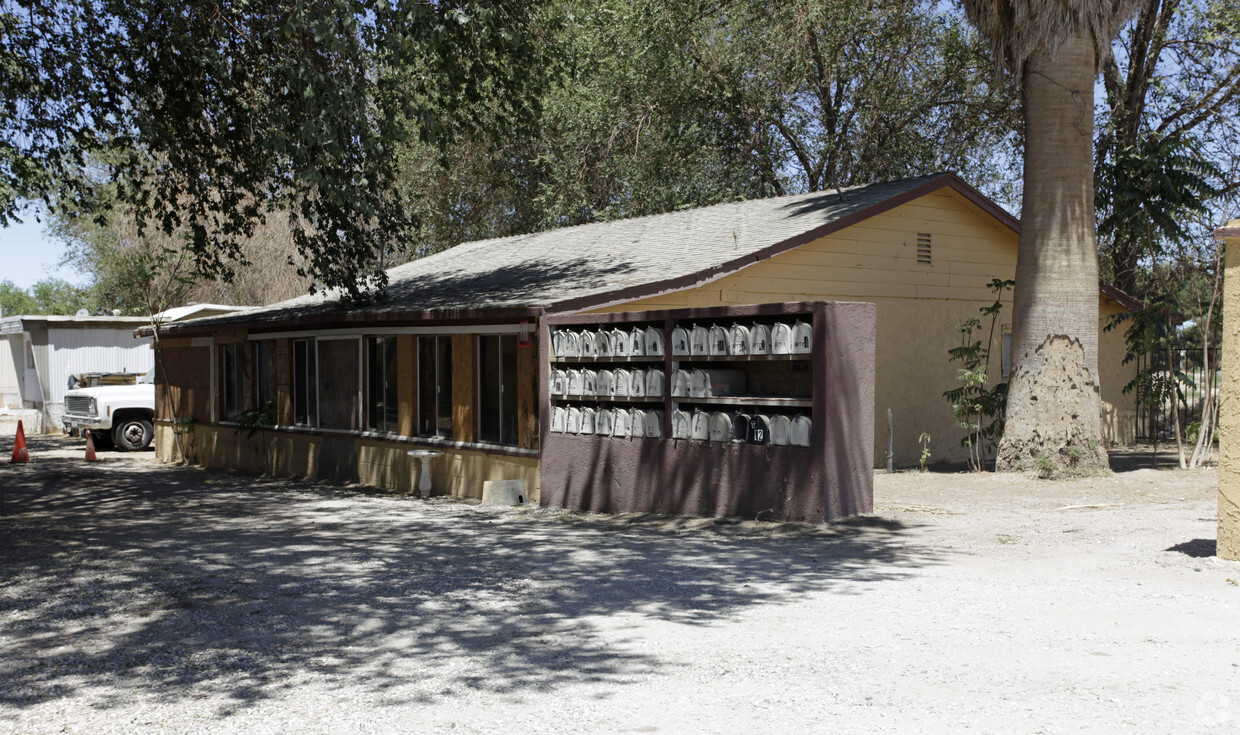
[417,336,452,438]
[478,334,518,445]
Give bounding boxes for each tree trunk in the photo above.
[996,29,1109,473]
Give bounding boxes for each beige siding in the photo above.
[596,188,1135,467]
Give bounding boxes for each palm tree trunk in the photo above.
[995,28,1109,473]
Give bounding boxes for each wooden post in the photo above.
[1217,220,1240,560]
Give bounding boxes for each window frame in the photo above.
[416,335,453,439]
[219,342,245,421]
[366,335,400,433]
[477,333,519,446]
[292,337,318,427]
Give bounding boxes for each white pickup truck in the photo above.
[62,371,156,450]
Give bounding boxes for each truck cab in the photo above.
[62,370,156,450]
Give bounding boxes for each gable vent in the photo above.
[916,233,932,265]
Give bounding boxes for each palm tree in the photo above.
[960,1,1142,472]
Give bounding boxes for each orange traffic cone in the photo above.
[84,430,98,462]
[10,420,29,463]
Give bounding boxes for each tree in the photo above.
[961,0,1144,473]
[0,277,87,315]
[0,1,552,300]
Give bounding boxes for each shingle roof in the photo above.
[154,172,1009,334]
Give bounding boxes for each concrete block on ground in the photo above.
[481,479,527,506]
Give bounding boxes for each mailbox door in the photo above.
[568,369,583,396]
[564,331,581,357]
[644,410,663,438]
[690,325,709,355]
[629,409,646,437]
[611,329,629,357]
[691,411,710,440]
[551,369,567,396]
[613,369,629,397]
[749,415,771,445]
[708,412,731,442]
[671,369,690,397]
[566,407,581,434]
[613,409,631,437]
[582,369,597,397]
[552,330,565,357]
[580,408,596,434]
[671,327,690,356]
[644,326,664,357]
[770,323,792,354]
[749,324,771,355]
[729,324,750,355]
[629,369,646,397]
[672,410,691,439]
[791,320,812,354]
[645,369,664,397]
[596,408,613,436]
[596,370,614,397]
[550,406,566,433]
[629,328,646,356]
[596,330,611,357]
[690,368,708,398]
[770,415,790,445]
[791,415,812,446]
[580,330,597,357]
[708,325,728,356]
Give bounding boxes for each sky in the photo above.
[0,212,80,289]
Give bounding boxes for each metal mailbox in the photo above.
[579,330,598,358]
[551,369,568,396]
[729,324,750,355]
[567,369,584,396]
[644,410,664,438]
[580,407,596,435]
[770,414,791,446]
[613,408,632,437]
[629,369,646,398]
[550,406,567,433]
[596,408,614,436]
[595,369,614,397]
[709,412,732,442]
[671,409,692,439]
[671,326,691,356]
[581,369,598,397]
[612,368,630,397]
[689,368,709,398]
[791,320,812,354]
[629,327,646,356]
[645,369,665,397]
[749,414,772,444]
[708,325,729,356]
[670,369,691,397]
[791,415,812,446]
[691,409,710,440]
[596,329,612,357]
[566,407,582,434]
[610,328,629,357]
[690,324,710,355]
[749,323,771,355]
[770,323,792,354]
[644,326,664,356]
[732,413,751,443]
[629,408,646,437]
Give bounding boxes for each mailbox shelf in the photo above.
[549,356,664,364]
[554,396,663,404]
[671,396,812,408]
[668,353,812,362]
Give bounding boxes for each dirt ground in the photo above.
[1,434,1237,734]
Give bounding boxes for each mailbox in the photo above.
[690,324,710,355]
[749,414,772,444]
[612,368,630,397]
[550,406,567,433]
[552,330,566,357]
[613,408,632,437]
[596,408,614,436]
[567,369,584,396]
[671,326,691,356]
[580,330,598,358]
[582,369,598,397]
[729,324,750,355]
[671,409,692,439]
[670,369,691,397]
[629,369,646,398]
[644,326,664,356]
[596,329,612,357]
[708,325,729,356]
[771,323,793,354]
[645,369,665,397]
[770,414,791,445]
[691,410,710,440]
[610,328,629,357]
[644,410,663,438]
[629,408,646,437]
[791,415,812,446]
[732,413,751,443]
[689,368,709,398]
[791,320,812,354]
[567,330,584,357]
[709,412,732,442]
[749,323,771,355]
[551,369,568,396]
[595,369,614,397]
[566,407,582,434]
[580,407,596,434]
[629,327,646,356]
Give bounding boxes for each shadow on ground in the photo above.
[0,435,937,714]
[1166,539,1217,558]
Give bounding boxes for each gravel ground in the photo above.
[1,434,1237,734]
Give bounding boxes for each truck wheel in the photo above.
[113,417,153,451]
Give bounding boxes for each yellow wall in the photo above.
[596,188,1137,466]
[1217,221,1240,560]
[155,423,541,500]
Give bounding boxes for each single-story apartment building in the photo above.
[145,173,1139,508]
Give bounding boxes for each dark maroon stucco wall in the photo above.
[539,301,875,522]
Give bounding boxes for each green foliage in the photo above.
[236,401,275,440]
[0,278,89,316]
[943,278,1013,471]
[0,1,553,301]
[918,432,932,472]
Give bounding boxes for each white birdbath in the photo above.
[406,450,444,499]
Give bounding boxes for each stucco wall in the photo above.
[1217,222,1240,561]
[599,188,1137,466]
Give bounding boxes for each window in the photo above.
[24,341,35,370]
[417,336,452,438]
[478,334,518,445]
[316,338,360,430]
[293,338,318,427]
[367,336,399,433]
[220,343,245,421]
[253,341,275,422]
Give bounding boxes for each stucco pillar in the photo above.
[1217,219,1240,560]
